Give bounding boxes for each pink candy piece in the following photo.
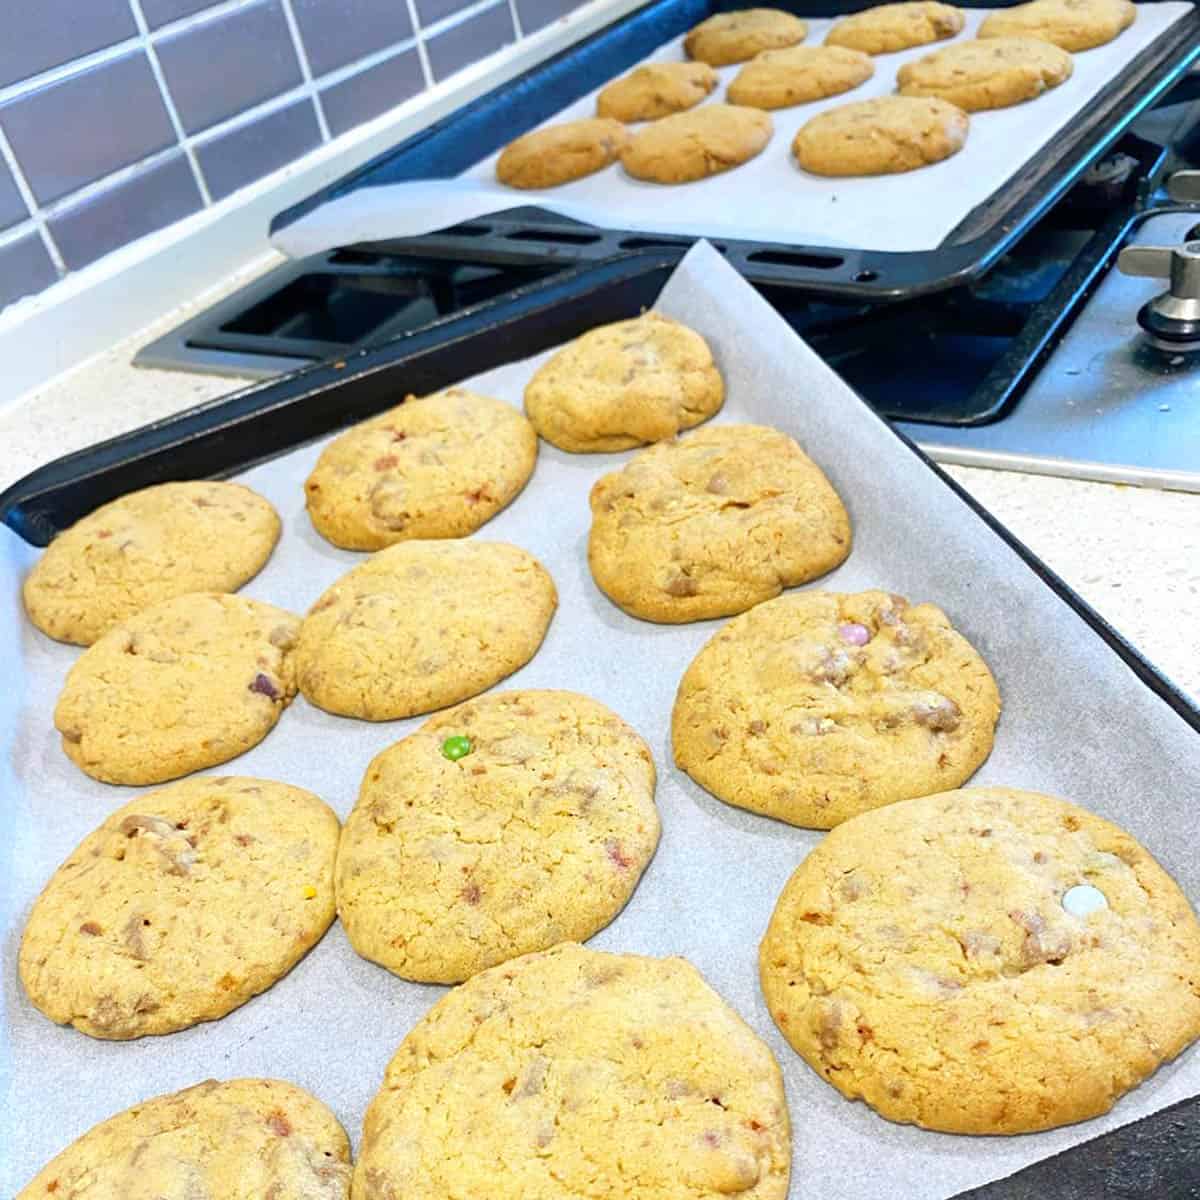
[838,622,871,646]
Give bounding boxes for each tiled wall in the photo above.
[0,0,584,312]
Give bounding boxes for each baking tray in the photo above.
[269,0,1200,301]
[4,245,1200,1198]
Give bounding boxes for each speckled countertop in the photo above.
[3,255,1198,706]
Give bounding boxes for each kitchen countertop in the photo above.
[3,255,1198,707]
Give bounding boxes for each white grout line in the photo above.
[423,0,513,42]
[278,0,334,142]
[317,33,423,92]
[403,0,437,88]
[39,143,187,220]
[126,0,214,206]
[508,0,526,38]
[0,218,39,251]
[0,127,66,276]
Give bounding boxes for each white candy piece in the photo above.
[1062,884,1108,917]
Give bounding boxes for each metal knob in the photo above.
[1167,171,1200,204]
[1117,239,1200,349]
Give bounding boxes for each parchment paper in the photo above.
[4,242,1200,1198]
[271,4,1191,259]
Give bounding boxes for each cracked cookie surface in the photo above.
[305,389,537,551]
[353,942,791,1200]
[589,424,851,623]
[897,37,1073,111]
[671,589,999,827]
[684,9,808,65]
[728,45,874,109]
[824,1,964,54]
[336,690,659,983]
[978,0,1135,51]
[759,787,1200,1133]
[19,776,339,1039]
[17,1077,351,1199]
[598,62,719,121]
[793,95,968,176]
[524,312,724,452]
[23,480,280,646]
[54,593,300,785]
[497,118,629,188]
[621,104,774,185]
[294,540,556,720]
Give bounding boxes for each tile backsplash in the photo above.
[0,0,587,314]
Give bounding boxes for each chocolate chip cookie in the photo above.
[978,0,1135,51]
[727,45,874,109]
[597,62,719,122]
[671,589,1000,827]
[898,37,1074,110]
[825,1,964,54]
[760,787,1200,1133]
[496,118,629,188]
[684,8,808,65]
[621,104,773,184]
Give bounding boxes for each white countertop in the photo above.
[4,256,1198,706]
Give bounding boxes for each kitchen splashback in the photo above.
[0,0,583,314]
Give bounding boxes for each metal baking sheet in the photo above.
[4,243,1200,1198]
[273,4,1190,258]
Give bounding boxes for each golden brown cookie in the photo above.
[684,8,808,65]
[496,118,629,188]
[54,593,300,786]
[597,61,720,121]
[793,95,968,176]
[16,1078,351,1199]
[897,37,1073,110]
[336,690,659,983]
[825,1,964,53]
[727,45,875,109]
[978,0,1135,51]
[354,943,791,1199]
[22,480,280,646]
[19,777,339,1039]
[294,540,556,720]
[760,787,1200,1134]
[621,104,774,184]
[671,589,1000,828]
[524,312,724,453]
[304,389,537,551]
[588,424,851,623]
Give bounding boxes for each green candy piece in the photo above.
[441,735,472,761]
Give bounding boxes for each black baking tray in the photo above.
[3,249,1198,1193]
[270,0,1200,301]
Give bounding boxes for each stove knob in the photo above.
[1117,240,1200,348]
[1167,171,1200,204]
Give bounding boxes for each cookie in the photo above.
[597,62,720,122]
[19,776,338,1039]
[524,312,724,452]
[760,787,1200,1134]
[793,95,968,176]
[825,1,964,53]
[17,1078,351,1199]
[897,37,1073,110]
[294,540,556,721]
[23,480,280,646]
[978,0,1135,51]
[54,593,300,786]
[304,389,537,551]
[671,589,1000,828]
[354,943,791,1199]
[621,104,773,184]
[336,690,659,983]
[589,425,851,623]
[727,45,874,109]
[684,9,808,66]
[496,118,629,188]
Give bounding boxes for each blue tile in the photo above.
[293,0,414,77]
[425,3,514,83]
[48,153,203,270]
[0,159,28,231]
[0,53,175,205]
[142,0,222,28]
[196,99,321,200]
[157,0,302,135]
[321,50,424,137]
[0,231,58,310]
[415,0,476,31]
[516,0,581,34]
[0,0,137,90]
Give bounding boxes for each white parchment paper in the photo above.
[272,4,1191,259]
[3,243,1200,1198]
